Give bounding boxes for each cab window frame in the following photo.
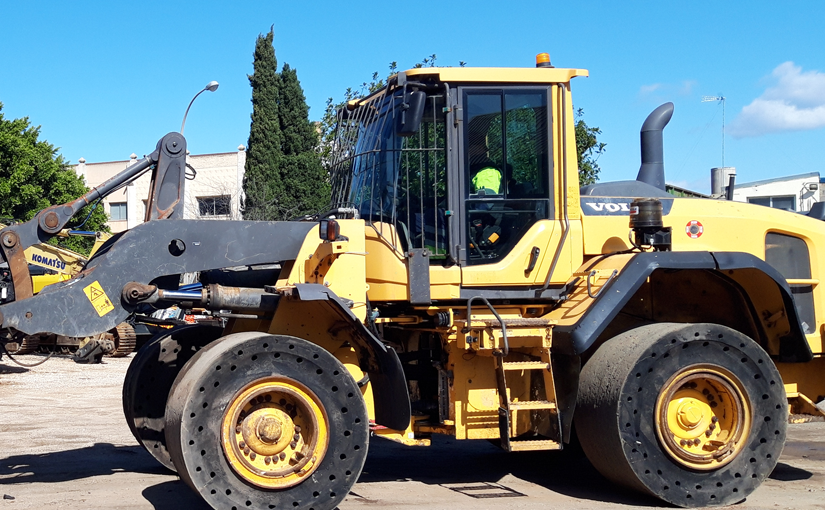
[456,86,554,266]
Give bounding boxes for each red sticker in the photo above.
[686,220,704,239]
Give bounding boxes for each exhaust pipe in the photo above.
[636,102,674,191]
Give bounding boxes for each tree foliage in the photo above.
[242,28,283,221]
[575,108,606,186]
[278,63,329,216]
[0,103,109,254]
[320,57,605,186]
[242,29,328,221]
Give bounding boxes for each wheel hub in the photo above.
[655,364,751,470]
[221,377,329,489]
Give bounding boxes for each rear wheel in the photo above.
[165,333,368,510]
[122,324,223,471]
[577,323,786,507]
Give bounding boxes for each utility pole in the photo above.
[702,95,726,169]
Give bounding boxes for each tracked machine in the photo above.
[1,54,824,508]
[0,225,138,357]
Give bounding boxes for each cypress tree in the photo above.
[278,64,330,217]
[242,27,282,220]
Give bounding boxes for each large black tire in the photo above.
[577,323,787,507]
[122,324,223,471]
[165,332,369,510]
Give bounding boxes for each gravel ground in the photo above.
[0,354,823,510]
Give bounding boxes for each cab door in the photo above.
[457,87,560,292]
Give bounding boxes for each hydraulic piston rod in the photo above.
[123,283,280,313]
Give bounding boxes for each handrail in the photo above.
[462,296,509,356]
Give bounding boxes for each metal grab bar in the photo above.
[462,296,509,356]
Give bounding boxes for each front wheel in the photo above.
[165,332,368,510]
[576,323,787,507]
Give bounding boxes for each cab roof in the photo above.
[401,66,589,84]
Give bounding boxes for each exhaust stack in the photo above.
[636,102,674,191]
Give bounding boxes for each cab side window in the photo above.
[464,90,550,265]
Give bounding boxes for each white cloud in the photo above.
[679,80,697,96]
[639,83,662,96]
[638,80,697,101]
[729,62,825,138]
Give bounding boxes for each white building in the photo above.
[732,172,823,213]
[73,147,246,233]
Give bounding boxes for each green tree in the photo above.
[575,108,606,186]
[0,103,109,255]
[242,27,283,221]
[278,63,329,217]
[243,30,329,220]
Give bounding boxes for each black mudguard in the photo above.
[293,284,411,431]
[554,251,812,361]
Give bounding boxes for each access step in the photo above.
[472,317,556,328]
[508,400,557,411]
[508,439,562,452]
[502,361,550,371]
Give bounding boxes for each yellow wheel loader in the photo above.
[1,54,824,509]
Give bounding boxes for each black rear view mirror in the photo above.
[397,90,426,137]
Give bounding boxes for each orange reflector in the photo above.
[319,219,339,242]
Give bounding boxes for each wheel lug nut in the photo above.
[710,401,718,408]
[694,438,701,446]
[244,447,251,455]
[702,389,709,395]
[680,439,687,446]
[235,425,241,434]
[250,452,257,460]
[279,399,287,405]
[705,430,712,437]
[264,395,272,402]
[265,456,271,464]
[279,452,286,460]
[294,425,301,433]
[711,416,718,423]
[290,441,297,449]
[293,433,300,441]
[239,441,246,449]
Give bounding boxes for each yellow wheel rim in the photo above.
[221,377,329,489]
[654,364,751,471]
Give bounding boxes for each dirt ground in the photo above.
[0,354,823,510]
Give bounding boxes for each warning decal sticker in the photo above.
[685,220,704,239]
[83,280,115,317]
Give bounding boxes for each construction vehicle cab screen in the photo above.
[332,84,554,266]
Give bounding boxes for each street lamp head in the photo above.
[181,80,220,135]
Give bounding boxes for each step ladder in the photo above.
[494,357,562,452]
[462,296,562,452]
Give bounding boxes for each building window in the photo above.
[748,196,795,211]
[197,196,231,217]
[109,202,127,221]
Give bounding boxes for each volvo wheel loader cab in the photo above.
[1,54,824,509]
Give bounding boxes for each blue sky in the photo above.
[1,1,823,194]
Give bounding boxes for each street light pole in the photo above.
[181,81,219,135]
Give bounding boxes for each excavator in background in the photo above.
[1,54,824,509]
[0,224,137,357]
